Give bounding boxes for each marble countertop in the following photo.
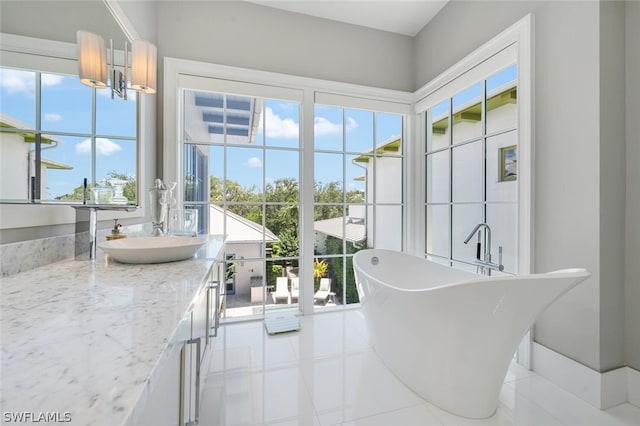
[0,235,225,425]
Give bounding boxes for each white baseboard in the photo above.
[629,367,640,407]
[532,342,638,409]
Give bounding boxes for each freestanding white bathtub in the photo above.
[353,249,590,419]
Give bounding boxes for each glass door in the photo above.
[179,77,302,321]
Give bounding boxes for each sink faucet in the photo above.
[463,223,504,275]
[73,205,137,260]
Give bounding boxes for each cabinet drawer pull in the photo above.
[209,282,220,338]
[188,337,201,425]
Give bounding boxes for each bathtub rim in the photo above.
[353,249,590,293]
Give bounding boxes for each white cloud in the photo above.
[0,69,63,97]
[263,107,299,139]
[246,157,262,168]
[41,74,64,87]
[45,113,62,122]
[0,69,35,95]
[76,138,122,156]
[314,116,358,136]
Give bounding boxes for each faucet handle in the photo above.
[498,246,504,272]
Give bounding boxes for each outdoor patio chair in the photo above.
[290,277,300,301]
[272,277,290,304]
[314,278,331,304]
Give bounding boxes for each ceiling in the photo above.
[245,0,450,36]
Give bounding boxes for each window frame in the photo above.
[0,33,154,228]
[413,14,533,277]
[312,104,406,309]
[413,14,533,367]
[164,58,413,316]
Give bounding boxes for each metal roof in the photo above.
[313,216,366,244]
[209,204,278,243]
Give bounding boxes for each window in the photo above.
[167,59,412,318]
[181,85,302,320]
[313,105,404,308]
[0,65,137,204]
[425,63,517,273]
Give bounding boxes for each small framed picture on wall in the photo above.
[499,145,517,182]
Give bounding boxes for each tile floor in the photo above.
[200,309,640,426]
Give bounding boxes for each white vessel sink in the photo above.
[98,236,208,264]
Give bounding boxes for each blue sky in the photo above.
[0,68,136,199]
[1,63,515,200]
[432,63,516,119]
[2,66,404,199]
[203,99,402,194]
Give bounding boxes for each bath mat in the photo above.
[264,315,300,335]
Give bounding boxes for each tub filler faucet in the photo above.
[463,223,504,275]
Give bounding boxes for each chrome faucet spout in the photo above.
[463,223,491,249]
[463,223,502,275]
[73,205,137,260]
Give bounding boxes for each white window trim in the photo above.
[413,13,534,278]
[0,33,153,229]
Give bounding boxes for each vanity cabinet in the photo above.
[136,320,187,426]
[135,259,224,426]
[181,261,222,425]
[1,235,227,426]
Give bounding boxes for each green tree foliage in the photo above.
[55,172,136,203]
[108,172,137,202]
[324,236,361,304]
[313,181,364,220]
[209,176,261,221]
[209,176,365,291]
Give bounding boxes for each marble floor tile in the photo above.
[201,310,640,426]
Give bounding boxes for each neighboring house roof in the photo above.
[352,137,401,163]
[41,158,73,170]
[314,216,366,244]
[209,204,278,243]
[0,112,61,145]
[432,82,517,133]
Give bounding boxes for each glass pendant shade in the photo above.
[77,30,107,88]
[131,40,157,94]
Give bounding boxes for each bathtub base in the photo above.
[371,339,512,419]
[353,249,591,421]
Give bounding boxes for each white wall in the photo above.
[365,156,402,251]
[0,134,30,199]
[225,243,264,297]
[625,0,640,371]
[0,1,128,46]
[599,0,626,372]
[415,0,635,373]
[156,1,413,92]
[116,0,158,43]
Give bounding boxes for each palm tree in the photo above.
[313,259,328,290]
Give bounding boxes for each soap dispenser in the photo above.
[106,219,126,241]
